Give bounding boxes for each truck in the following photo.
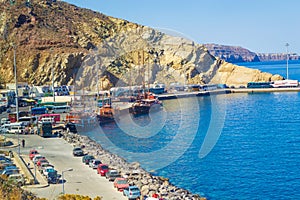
[38,122,53,137]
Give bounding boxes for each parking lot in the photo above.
[5,134,127,200]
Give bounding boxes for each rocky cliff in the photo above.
[205,43,300,63]
[204,43,260,63]
[0,0,283,90]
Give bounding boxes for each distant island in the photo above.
[204,43,300,63]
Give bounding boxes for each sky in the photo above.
[64,0,300,54]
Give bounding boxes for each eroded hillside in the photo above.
[0,0,282,90]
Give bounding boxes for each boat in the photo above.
[149,83,165,94]
[129,92,163,115]
[96,104,117,124]
[66,111,98,131]
[95,97,118,124]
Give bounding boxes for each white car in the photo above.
[32,154,45,164]
[89,159,101,169]
[43,167,56,178]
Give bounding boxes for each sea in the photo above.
[83,60,300,199]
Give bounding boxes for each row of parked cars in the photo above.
[0,154,26,186]
[29,149,60,184]
[73,146,142,200]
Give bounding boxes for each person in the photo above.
[21,139,25,148]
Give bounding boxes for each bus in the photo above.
[247,82,272,88]
[37,101,67,107]
[38,121,53,137]
[31,107,47,115]
[51,105,70,114]
[38,114,60,123]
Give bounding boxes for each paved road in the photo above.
[5,134,128,200]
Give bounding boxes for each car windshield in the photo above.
[101,165,108,170]
[130,187,139,191]
[95,161,101,165]
[117,180,127,184]
[74,147,82,151]
[110,171,118,175]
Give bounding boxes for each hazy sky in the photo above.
[64,0,300,54]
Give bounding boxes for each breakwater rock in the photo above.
[61,131,206,200]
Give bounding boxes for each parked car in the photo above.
[113,177,129,191]
[97,164,109,176]
[8,174,26,186]
[82,155,95,165]
[29,149,39,160]
[105,169,120,181]
[0,161,15,171]
[2,168,19,176]
[0,155,11,163]
[36,158,49,166]
[72,147,84,156]
[47,170,59,184]
[43,167,57,178]
[123,186,141,200]
[32,155,45,164]
[38,163,54,173]
[89,159,101,169]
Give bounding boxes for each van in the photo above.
[40,117,54,124]
[8,174,25,186]
[1,118,10,125]
[7,122,25,134]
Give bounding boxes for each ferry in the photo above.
[270,80,299,88]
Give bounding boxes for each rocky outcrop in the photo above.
[210,60,283,87]
[204,43,260,63]
[0,0,283,90]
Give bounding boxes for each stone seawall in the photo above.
[61,131,206,200]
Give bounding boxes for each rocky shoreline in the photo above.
[61,131,206,200]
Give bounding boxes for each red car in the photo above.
[29,149,39,160]
[97,164,109,176]
[113,177,129,192]
[36,158,49,166]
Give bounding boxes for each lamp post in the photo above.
[34,162,37,184]
[62,168,73,195]
[285,43,289,80]
[12,43,20,155]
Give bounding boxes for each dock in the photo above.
[156,87,300,100]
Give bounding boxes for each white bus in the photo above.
[51,105,70,114]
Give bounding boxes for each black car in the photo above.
[72,147,84,156]
[82,155,95,165]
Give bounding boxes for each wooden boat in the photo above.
[129,92,163,115]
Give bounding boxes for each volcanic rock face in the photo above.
[0,0,283,90]
[204,43,260,63]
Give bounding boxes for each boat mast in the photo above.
[285,43,289,80]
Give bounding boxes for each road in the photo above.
[5,134,128,200]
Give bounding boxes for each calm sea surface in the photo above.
[83,60,300,199]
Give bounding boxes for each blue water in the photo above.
[82,60,300,199]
